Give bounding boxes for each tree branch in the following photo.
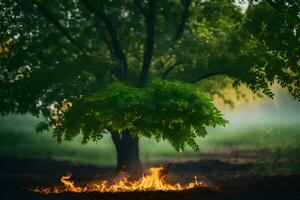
[190,71,225,83]
[139,0,155,87]
[31,0,90,54]
[174,0,192,41]
[80,0,128,80]
[161,62,181,79]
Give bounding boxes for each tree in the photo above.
[0,0,299,172]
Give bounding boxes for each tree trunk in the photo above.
[111,129,143,174]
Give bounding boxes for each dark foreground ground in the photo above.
[1,156,300,200]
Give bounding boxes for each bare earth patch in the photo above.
[1,156,299,200]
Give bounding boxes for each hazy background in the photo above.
[1,87,300,174]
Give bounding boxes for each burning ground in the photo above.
[1,156,300,200]
[1,118,300,199]
[29,167,209,194]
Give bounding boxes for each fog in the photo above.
[224,89,300,127]
[0,88,299,166]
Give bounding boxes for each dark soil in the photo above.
[1,156,299,200]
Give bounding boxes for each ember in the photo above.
[30,167,208,194]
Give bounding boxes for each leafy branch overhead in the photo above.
[0,0,299,151]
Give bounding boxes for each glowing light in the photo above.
[30,167,208,194]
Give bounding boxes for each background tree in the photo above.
[0,0,299,172]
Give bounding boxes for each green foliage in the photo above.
[52,79,227,151]
[0,0,299,151]
[243,1,300,99]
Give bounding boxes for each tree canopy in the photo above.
[50,79,227,151]
[0,0,299,151]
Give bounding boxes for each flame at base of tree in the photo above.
[30,167,209,194]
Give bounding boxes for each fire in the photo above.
[30,167,208,194]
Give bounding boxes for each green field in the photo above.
[1,114,300,174]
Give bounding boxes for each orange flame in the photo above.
[30,167,207,194]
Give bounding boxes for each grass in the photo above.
[0,115,300,174]
[201,124,300,175]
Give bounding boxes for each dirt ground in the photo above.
[1,156,300,200]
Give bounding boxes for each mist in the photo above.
[1,88,300,166]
